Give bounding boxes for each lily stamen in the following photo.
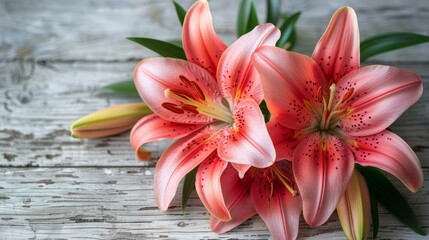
[164,88,234,123]
[271,165,297,197]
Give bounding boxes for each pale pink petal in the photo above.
[251,161,302,240]
[337,65,422,136]
[217,24,280,103]
[312,6,360,83]
[293,133,354,226]
[267,119,297,161]
[195,154,230,221]
[133,58,223,124]
[337,170,371,240]
[231,163,252,178]
[183,0,227,77]
[218,99,275,168]
[352,130,423,192]
[210,165,256,233]
[154,125,220,210]
[253,46,326,130]
[130,115,205,160]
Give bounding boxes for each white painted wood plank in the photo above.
[1,0,428,61]
[0,167,428,239]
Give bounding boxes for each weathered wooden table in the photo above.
[1,0,428,239]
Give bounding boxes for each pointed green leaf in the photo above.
[360,32,429,62]
[287,28,298,50]
[237,0,257,37]
[266,0,281,24]
[182,166,198,211]
[259,100,270,122]
[247,1,259,33]
[173,1,187,26]
[276,12,301,48]
[127,37,186,59]
[357,165,425,236]
[102,80,138,96]
[168,39,183,48]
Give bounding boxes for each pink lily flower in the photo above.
[253,6,423,226]
[130,0,278,218]
[203,159,302,240]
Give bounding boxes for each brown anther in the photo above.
[341,88,354,103]
[170,89,194,100]
[162,102,184,114]
[190,81,206,101]
[181,104,199,114]
[179,75,192,87]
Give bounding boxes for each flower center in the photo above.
[162,75,234,123]
[297,84,355,143]
[263,164,297,198]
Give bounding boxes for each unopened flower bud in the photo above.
[70,103,152,138]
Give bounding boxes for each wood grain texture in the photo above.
[1,0,429,239]
[0,167,428,239]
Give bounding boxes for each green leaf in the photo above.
[266,0,281,24]
[287,28,298,50]
[259,100,271,122]
[276,12,301,48]
[247,1,259,33]
[360,32,429,62]
[102,80,138,96]
[357,165,425,236]
[173,1,187,26]
[237,0,259,36]
[127,37,186,59]
[168,39,183,48]
[182,166,198,211]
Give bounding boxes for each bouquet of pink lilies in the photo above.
[70,1,429,239]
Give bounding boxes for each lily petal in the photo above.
[130,114,205,160]
[218,24,280,103]
[133,58,223,124]
[195,154,230,221]
[251,161,302,240]
[231,163,252,179]
[338,65,422,136]
[293,133,354,226]
[352,130,423,192]
[218,99,275,168]
[210,165,256,233]
[312,6,360,83]
[337,170,371,240]
[154,126,219,211]
[183,0,227,77]
[267,119,297,161]
[253,46,327,130]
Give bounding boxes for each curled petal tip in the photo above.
[137,147,152,161]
